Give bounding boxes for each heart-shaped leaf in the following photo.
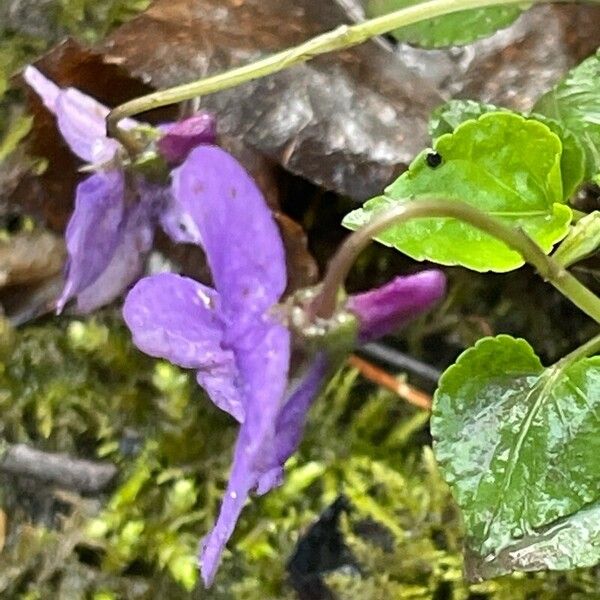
[344,112,572,272]
[366,0,523,48]
[534,52,600,182]
[431,335,600,580]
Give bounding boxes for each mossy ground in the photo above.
[1,315,600,599]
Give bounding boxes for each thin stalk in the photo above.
[106,0,599,141]
[311,200,600,325]
[556,332,600,368]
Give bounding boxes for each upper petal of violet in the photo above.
[170,146,287,321]
[157,112,217,165]
[347,270,446,343]
[23,66,137,163]
[23,65,60,112]
[55,89,115,162]
[57,170,126,313]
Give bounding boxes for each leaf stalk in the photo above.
[106,0,600,143]
[311,200,600,325]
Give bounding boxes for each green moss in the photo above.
[1,315,600,598]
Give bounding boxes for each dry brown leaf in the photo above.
[101,0,442,200]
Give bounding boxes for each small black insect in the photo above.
[426,151,443,168]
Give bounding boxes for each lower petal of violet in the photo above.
[256,353,331,495]
[200,316,290,587]
[57,170,126,313]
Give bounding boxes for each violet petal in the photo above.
[159,195,196,244]
[347,270,446,343]
[55,88,115,162]
[123,272,246,421]
[24,66,137,163]
[200,316,290,587]
[75,200,154,313]
[256,353,330,495]
[157,112,217,164]
[196,364,245,423]
[23,65,60,113]
[57,170,126,313]
[170,146,287,321]
[124,272,228,369]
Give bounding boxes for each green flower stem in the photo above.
[311,199,600,325]
[106,0,599,143]
[556,332,600,368]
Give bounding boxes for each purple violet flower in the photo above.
[23,66,216,313]
[122,145,446,586]
[25,64,446,587]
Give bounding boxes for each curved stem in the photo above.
[106,0,599,142]
[311,200,600,325]
[556,332,600,367]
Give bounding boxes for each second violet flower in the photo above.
[23,66,216,313]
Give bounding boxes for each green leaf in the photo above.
[428,100,503,140]
[366,0,523,48]
[534,52,600,183]
[429,100,586,198]
[553,211,600,267]
[431,336,600,580]
[537,116,587,200]
[343,112,572,272]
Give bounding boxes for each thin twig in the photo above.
[106,0,600,139]
[359,342,442,384]
[348,354,432,410]
[0,443,117,493]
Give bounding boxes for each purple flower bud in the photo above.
[157,113,217,164]
[347,271,446,343]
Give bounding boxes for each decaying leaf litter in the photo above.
[1,0,600,598]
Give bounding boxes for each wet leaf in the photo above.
[367,0,523,48]
[553,211,600,268]
[431,335,600,580]
[102,0,442,200]
[534,51,600,182]
[343,112,571,272]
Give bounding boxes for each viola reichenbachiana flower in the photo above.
[25,64,446,587]
[23,66,216,313]
[122,145,446,585]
